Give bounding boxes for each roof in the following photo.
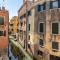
[18,1,33,12]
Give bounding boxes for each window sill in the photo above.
[51,34,60,36]
[52,49,58,52]
[39,32,44,35]
[50,8,60,10]
[38,8,60,13]
[40,45,44,48]
[38,10,46,12]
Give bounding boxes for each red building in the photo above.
[0,7,9,58]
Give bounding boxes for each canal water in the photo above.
[9,43,18,60]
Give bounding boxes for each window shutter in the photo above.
[43,2,46,10]
[58,0,60,8]
[50,1,53,9]
[37,5,41,11]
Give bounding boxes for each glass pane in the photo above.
[29,24,30,31]
[37,5,41,11]
[53,1,58,8]
[37,50,43,56]
[0,17,4,25]
[41,5,44,11]
[4,31,6,36]
[39,39,43,46]
[52,23,58,34]
[52,42,58,49]
[39,23,44,33]
[0,31,3,36]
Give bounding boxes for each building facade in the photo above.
[9,16,19,35]
[18,0,60,60]
[0,7,9,60]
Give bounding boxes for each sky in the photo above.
[0,0,23,19]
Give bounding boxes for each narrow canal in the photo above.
[9,43,18,60]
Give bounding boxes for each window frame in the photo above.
[50,1,58,9]
[38,22,45,34]
[37,50,43,56]
[28,24,30,31]
[37,2,46,12]
[28,10,31,16]
[40,5,44,11]
[20,16,23,20]
[52,1,58,8]
[0,31,4,36]
[51,22,59,35]
[39,39,44,47]
[0,16,4,25]
[52,41,59,51]
[37,5,41,12]
[4,31,6,36]
[58,0,60,8]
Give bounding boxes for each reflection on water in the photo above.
[9,44,18,60]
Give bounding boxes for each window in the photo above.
[10,24,13,26]
[28,44,30,48]
[4,31,6,36]
[50,1,58,9]
[12,29,13,31]
[37,50,43,56]
[53,1,58,8]
[20,16,23,19]
[52,23,58,34]
[20,30,22,32]
[0,31,3,36]
[20,22,23,26]
[58,0,60,8]
[37,5,41,11]
[37,3,46,12]
[39,39,44,46]
[28,35,30,40]
[24,14,26,17]
[50,1,53,9]
[41,3,46,11]
[50,55,60,60]
[52,42,58,50]
[0,17,4,25]
[28,24,30,31]
[41,5,44,11]
[43,2,46,10]
[39,23,44,33]
[28,11,31,16]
